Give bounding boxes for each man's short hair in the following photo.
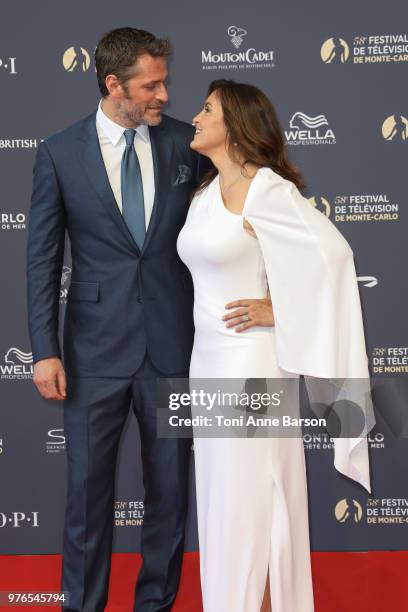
[95,27,171,97]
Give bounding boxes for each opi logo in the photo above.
[0,58,17,74]
[0,512,40,528]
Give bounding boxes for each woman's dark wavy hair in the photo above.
[194,79,305,195]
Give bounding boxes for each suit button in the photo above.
[137,297,143,303]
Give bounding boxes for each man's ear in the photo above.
[105,74,123,99]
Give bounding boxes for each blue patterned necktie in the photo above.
[121,128,146,249]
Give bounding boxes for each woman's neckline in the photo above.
[215,167,265,218]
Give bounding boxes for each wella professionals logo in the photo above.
[1,348,33,380]
[335,498,363,523]
[285,112,336,145]
[62,46,91,72]
[5,348,32,365]
[201,26,275,71]
[321,38,350,63]
[382,114,408,141]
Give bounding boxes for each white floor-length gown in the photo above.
[177,167,373,612]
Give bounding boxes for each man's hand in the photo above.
[33,357,67,400]
[223,298,275,333]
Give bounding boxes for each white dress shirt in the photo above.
[96,100,155,228]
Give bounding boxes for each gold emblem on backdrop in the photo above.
[335,499,363,523]
[382,115,408,140]
[321,38,350,64]
[62,47,91,72]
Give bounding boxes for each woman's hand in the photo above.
[222,297,274,332]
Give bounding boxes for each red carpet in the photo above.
[0,551,406,611]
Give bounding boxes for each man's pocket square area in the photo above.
[173,164,192,185]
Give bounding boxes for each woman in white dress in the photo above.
[177,80,373,612]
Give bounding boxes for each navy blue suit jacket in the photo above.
[27,111,200,376]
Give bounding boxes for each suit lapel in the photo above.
[141,121,174,254]
[78,113,140,255]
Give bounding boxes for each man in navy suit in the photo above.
[27,28,201,612]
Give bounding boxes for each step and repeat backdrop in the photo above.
[0,0,407,555]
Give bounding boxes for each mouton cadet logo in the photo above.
[201,25,275,71]
[227,26,247,48]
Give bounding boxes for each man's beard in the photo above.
[116,98,162,127]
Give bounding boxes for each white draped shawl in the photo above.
[243,167,375,492]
